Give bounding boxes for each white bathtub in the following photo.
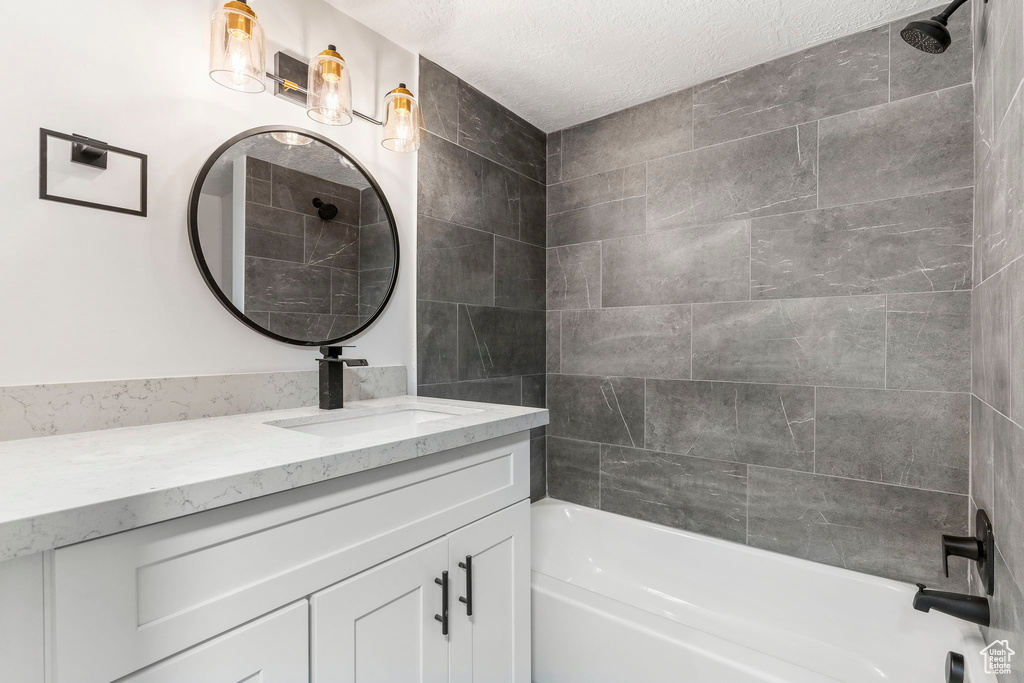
[532,499,994,683]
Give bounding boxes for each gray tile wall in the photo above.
[971,0,1024,676]
[546,10,977,589]
[244,159,367,340]
[416,57,547,501]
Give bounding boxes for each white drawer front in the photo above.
[120,602,308,683]
[54,433,529,683]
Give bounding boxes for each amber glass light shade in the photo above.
[209,1,266,93]
[380,84,423,152]
[306,45,352,126]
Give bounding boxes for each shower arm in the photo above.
[933,0,977,23]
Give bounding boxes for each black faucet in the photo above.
[913,583,990,626]
[317,346,368,410]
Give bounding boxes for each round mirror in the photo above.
[188,126,399,345]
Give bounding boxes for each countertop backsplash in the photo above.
[0,366,408,442]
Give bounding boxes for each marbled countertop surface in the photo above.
[0,396,547,562]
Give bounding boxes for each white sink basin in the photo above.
[267,405,481,439]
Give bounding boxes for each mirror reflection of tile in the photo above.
[242,156,393,341]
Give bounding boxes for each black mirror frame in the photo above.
[187,125,400,347]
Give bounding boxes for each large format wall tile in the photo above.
[751,189,974,299]
[495,237,545,310]
[816,387,970,493]
[457,305,545,380]
[970,396,996,515]
[244,257,331,313]
[548,375,645,448]
[458,81,546,183]
[1011,259,1024,424]
[522,374,546,408]
[548,243,602,310]
[418,57,547,494]
[417,300,458,385]
[547,165,646,215]
[531,430,547,502]
[418,376,523,406]
[602,221,750,306]
[547,311,561,373]
[417,216,494,306]
[520,177,547,247]
[886,292,971,392]
[694,27,888,148]
[244,201,305,237]
[645,380,814,471]
[748,467,969,588]
[989,0,1024,132]
[304,219,359,270]
[245,225,304,262]
[692,297,886,387]
[994,409,1024,590]
[547,131,562,185]
[417,133,519,239]
[979,86,1024,278]
[979,549,1024,672]
[359,222,394,271]
[547,437,600,507]
[560,305,691,379]
[601,445,748,542]
[559,90,693,181]
[419,56,458,142]
[972,271,1012,416]
[548,196,646,247]
[890,6,973,101]
[272,313,360,340]
[647,123,818,232]
[818,84,974,209]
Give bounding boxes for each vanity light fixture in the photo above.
[306,45,353,126]
[209,0,266,93]
[270,131,313,145]
[381,84,423,152]
[207,1,422,151]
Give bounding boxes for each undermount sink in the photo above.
[267,404,482,439]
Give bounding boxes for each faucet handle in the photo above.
[320,345,356,358]
[942,534,982,578]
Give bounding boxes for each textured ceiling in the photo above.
[327,0,939,131]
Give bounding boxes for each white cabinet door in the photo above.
[119,601,308,683]
[312,537,450,683]
[448,500,531,683]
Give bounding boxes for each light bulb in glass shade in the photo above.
[381,84,423,152]
[307,45,352,126]
[271,131,314,146]
[209,1,266,93]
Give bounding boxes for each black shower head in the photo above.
[312,197,338,221]
[900,0,974,54]
[901,17,952,54]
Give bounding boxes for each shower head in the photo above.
[312,197,338,221]
[901,17,951,54]
[900,0,976,54]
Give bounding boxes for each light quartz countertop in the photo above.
[0,396,548,562]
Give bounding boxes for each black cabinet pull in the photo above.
[434,571,449,636]
[458,555,474,616]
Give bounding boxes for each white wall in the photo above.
[0,0,417,389]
